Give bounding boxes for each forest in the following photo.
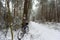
[0,0,60,40]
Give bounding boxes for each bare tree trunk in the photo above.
[14,5,15,17]
[10,25,13,40]
[56,0,59,22]
[21,0,29,38]
[14,0,18,17]
[16,0,18,16]
[27,0,31,22]
[40,2,44,22]
[22,0,28,25]
[6,0,13,40]
[55,0,58,22]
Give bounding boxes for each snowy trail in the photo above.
[28,21,60,40]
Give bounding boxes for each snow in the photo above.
[0,21,60,40]
[28,21,60,40]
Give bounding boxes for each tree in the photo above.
[4,0,13,40]
[55,0,58,22]
[21,0,29,38]
[40,0,48,22]
[0,1,3,16]
[22,0,29,26]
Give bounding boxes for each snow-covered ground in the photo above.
[0,21,60,40]
[28,21,60,40]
